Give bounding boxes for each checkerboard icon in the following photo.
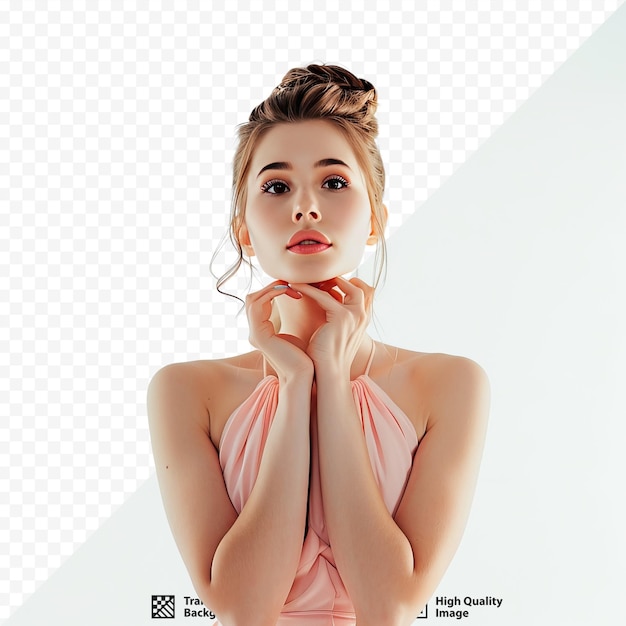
[152,595,175,618]
[417,603,428,619]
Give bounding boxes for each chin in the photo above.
[266,260,360,285]
[272,272,341,285]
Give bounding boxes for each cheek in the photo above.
[243,209,269,245]
[344,202,373,236]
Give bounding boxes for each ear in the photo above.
[366,204,388,245]
[238,222,255,257]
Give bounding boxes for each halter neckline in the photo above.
[262,339,377,379]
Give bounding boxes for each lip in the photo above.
[287,229,331,248]
[288,242,331,255]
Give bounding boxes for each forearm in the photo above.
[315,371,416,625]
[209,376,311,626]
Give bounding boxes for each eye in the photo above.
[322,175,350,191]
[260,179,290,194]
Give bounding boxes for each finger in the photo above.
[312,279,344,303]
[348,276,374,292]
[348,277,375,307]
[265,280,302,299]
[328,276,367,304]
[246,281,301,331]
[326,287,344,303]
[289,282,343,309]
[247,280,301,305]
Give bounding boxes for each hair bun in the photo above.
[270,64,378,126]
[276,64,376,97]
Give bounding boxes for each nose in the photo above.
[292,192,321,223]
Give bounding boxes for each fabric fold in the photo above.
[218,358,419,625]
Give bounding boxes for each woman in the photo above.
[147,64,490,626]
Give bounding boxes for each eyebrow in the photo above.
[256,158,352,178]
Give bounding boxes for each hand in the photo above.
[246,281,314,382]
[289,277,375,374]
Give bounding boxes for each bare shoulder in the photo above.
[407,351,491,431]
[375,344,490,436]
[147,351,265,447]
[148,359,219,411]
[410,351,488,387]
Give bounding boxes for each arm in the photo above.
[147,362,312,626]
[315,355,490,626]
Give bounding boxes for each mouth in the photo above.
[286,230,332,254]
[287,240,332,255]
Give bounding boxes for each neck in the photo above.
[272,289,328,345]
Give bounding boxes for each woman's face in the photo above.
[241,119,374,284]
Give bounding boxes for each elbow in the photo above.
[355,583,426,626]
[198,583,279,626]
[210,610,279,626]
[356,600,418,626]
[356,610,413,626]
[202,553,285,626]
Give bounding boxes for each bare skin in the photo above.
[148,120,490,626]
[202,339,431,452]
[148,283,489,626]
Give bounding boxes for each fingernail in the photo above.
[273,284,289,290]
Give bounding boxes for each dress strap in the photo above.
[363,340,376,377]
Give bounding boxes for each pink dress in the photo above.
[218,342,420,625]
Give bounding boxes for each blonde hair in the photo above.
[213,63,387,302]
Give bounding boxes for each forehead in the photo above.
[249,120,359,174]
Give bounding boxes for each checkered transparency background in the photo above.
[1,0,623,618]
